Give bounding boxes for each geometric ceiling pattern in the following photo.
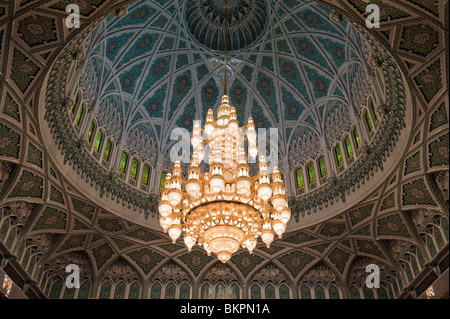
[0,0,448,299]
[82,0,370,161]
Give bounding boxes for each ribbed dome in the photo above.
[185,0,268,51]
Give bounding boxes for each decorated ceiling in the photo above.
[81,0,371,163]
[0,0,448,300]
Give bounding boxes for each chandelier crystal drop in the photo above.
[158,95,291,263]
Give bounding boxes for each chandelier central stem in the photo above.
[224,0,228,95]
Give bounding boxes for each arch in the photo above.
[75,102,86,127]
[129,158,140,181]
[334,144,344,168]
[103,139,113,164]
[306,162,316,184]
[48,277,63,299]
[71,90,82,115]
[250,283,261,299]
[160,171,168,191]
[343,135,353,159]
[352,126,360,149]
[93,130,104,154]
[264,283,276,299]
[279,283,290,299]
[77,280,91,299]
[164,281,176,299]
[369,96,378,122]
[118,151,129,174]
[98,280,112,299]
[113,281,126,299]
[348,285,361,299]
[314,284,326,299]
[200,282,212,299]
[317,155,327,178]
[328,284,340,299]
[88,120,96,144]
[364,110,373,134]
[141,164,151,186]
[229,282,240,299]
[295,167,304,193]
[150,281,162,299]
[299,284,311,299]
[179,282,191,299]
[128,281,141,299]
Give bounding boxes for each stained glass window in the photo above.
[94,130,103,154]
[179,282,190,299]
[296,168,304,189]
[201,283,212,299]
[130,159,139,180]
[265,284,275,299]
[318,156,327,177]
[76,102,85,126]
[142,165,150,185]
[365,111,373,133]
[307,162,315,184]
[250,284,261,299]
[103,139,113,163]
[369,97,378,121]
[353,127,360,149]
[119,152,128,173]
[88,121,96,143]
[71,91,81,115]
[335,144,344,167]
[165,282,176,299]
[279,284,290,299]
[160,172,167,191]
[344,136,353,158]
[150,282,161,299]
[314,285,326,299]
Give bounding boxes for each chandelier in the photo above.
[158,0,291,263]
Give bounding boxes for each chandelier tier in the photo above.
[158,0,290,263]
[158,95,291,263]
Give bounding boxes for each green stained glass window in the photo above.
[103,139,113,162]
[71,91,81,115]
[119,152,128,173]
[94,131,103,153]
[76,102,85,126]
[335,145,344,167]
[369,97,378,121]
[295,168,304,189]
[353,127,360,149]
[307,162,316,184]
[88,121,96,143]
[160,172,167,191]
[318,156,327,177]
[130,159,139,180]
[142,165,150,185]
[344,136,353,158]
[365,111,373,133]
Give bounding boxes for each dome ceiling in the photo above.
[82,0,370,164]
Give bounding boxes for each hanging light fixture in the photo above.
[158,0,291,263]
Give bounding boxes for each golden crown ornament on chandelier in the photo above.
[158,0,291,263]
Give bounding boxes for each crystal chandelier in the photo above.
[158,0,291,263]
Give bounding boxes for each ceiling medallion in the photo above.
[185,0,267,51]
[159,0,290,263]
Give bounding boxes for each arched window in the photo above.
[318,156,327,178]
[164,282,176,299]
[295,168,304,190]
[130,158,139,180]
[119,152,128,174]
[314,285,326,299]
[352,127,360,149]
[307,162,316,184]
[93,130,103,154]
[113,281,126,299]
[141,165,151,186]
[369,97,378,121]
[201,283,212,299]
[334,144,344,168]
[88,121,96,144]
[160,171,168,191]
[364,110,373,134]
[103,139,113,164]
[75,102,85,127]
[265,284,276,299]
[279,284,290,299]
[71,91,81,115]
[179,282,190,299]
[344,136,353,159]
[150,282,161,299]
[250,283,261,299]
